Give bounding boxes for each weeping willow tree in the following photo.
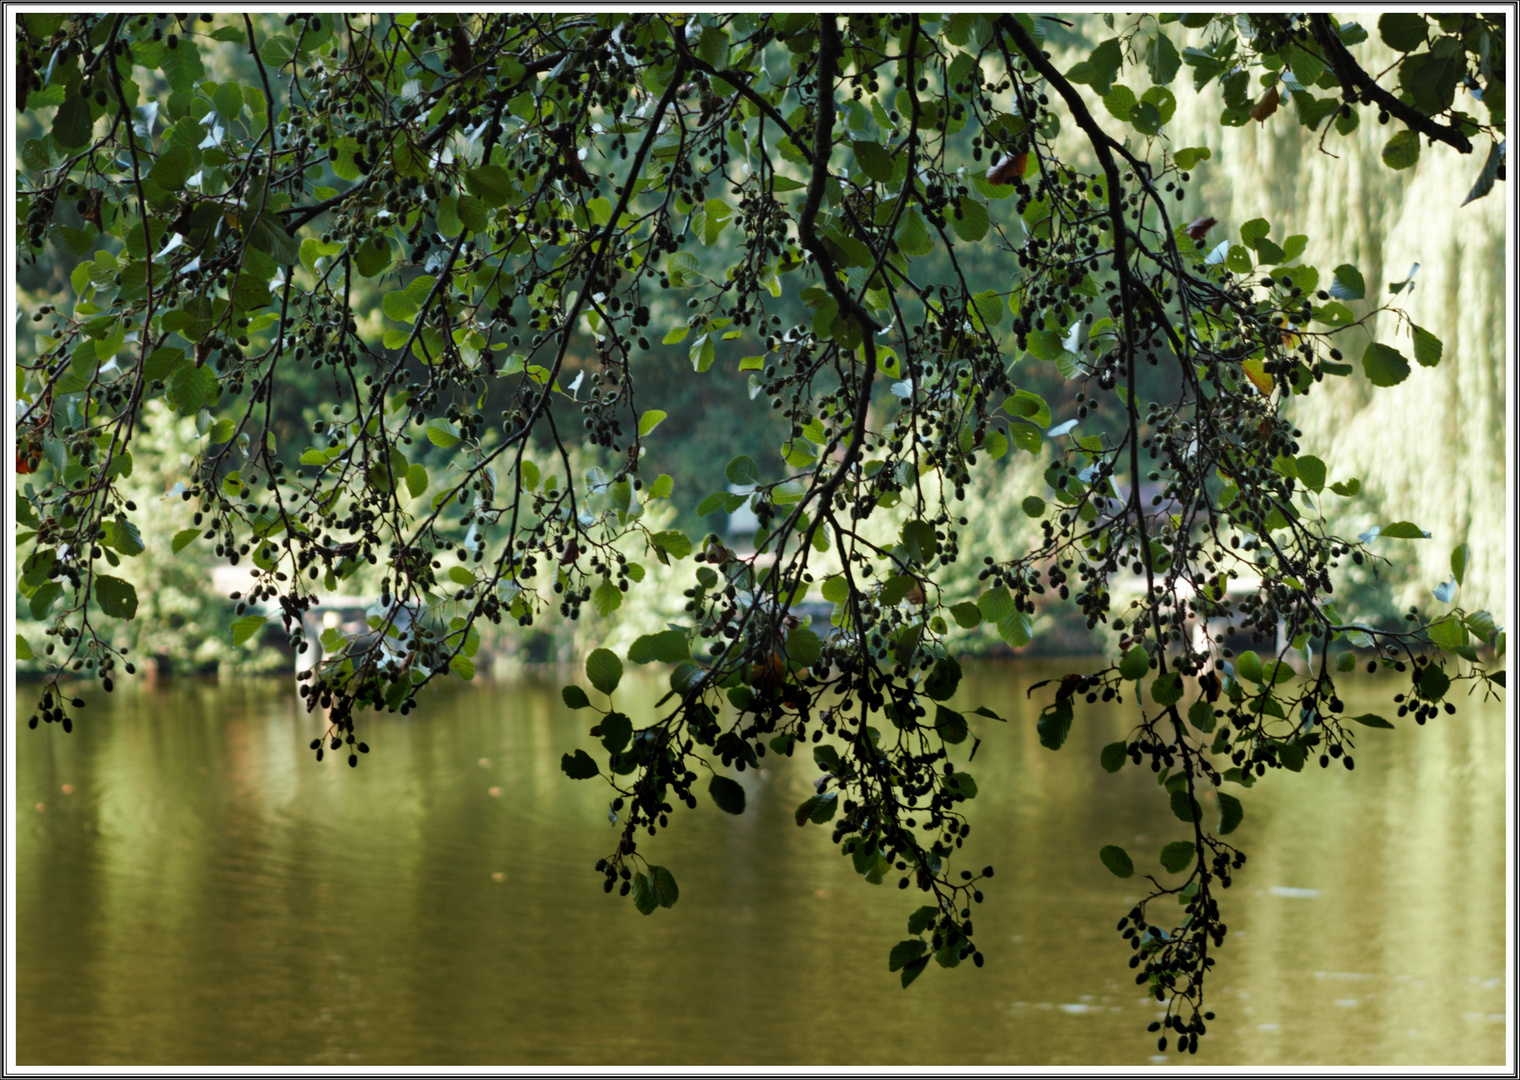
[1158,23,1509,625]
[13,11,1508,1056]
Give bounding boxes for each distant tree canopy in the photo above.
[14,12,1507,1054]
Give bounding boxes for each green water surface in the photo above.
[13,663,1508,1066]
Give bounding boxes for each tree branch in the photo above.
[1308,14,1473,155]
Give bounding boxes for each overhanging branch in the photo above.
[1308,14,1473,155]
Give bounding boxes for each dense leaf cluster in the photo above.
[14,11,1506,1053]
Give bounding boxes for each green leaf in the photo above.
[560,749,600,778]
[105,517,144,557]
[149,144,191,190]
[435,195,463,236]
[230,613,268,647]
[1381,521,1430,539]
[383,290,421,323]
[1173,146,1210,169]
[1004,389,1052,428]
[1329,264,1365,300]
[21,138,50,173]
[1462,140,1506,206]
[16,634,35,661]
[1294,455,1326,492]
[561,685,591,709]
[907,905,938,936]
[1037,699,1073,750]
[160,37,205,90]
[354,235,392,277]
[1170,788,1201,824]
[464,164,514,206]
[1428,615,1469,651]
[212,81,244,121]
[889,939,928,971]
[947,771,978,800]
[1099,845,1134,878]
[923,656,962,701]
[1382,129,1421,170]
[586,648,622,695]
[592,580,622,617]
[1067,37,1123,95]
[1021,496,1046,518]
[649,865,680,909]
[1103,84,1137,121]
[1450,543,1471,587]
[934,707,968,745]
[631,872,659,915]
[1150,672,1183,707]
[1024,330,1066,363]
[1362,343,1411,387]
[1234,650,1263,684]
[1379,12,1428,51]
[1417,663,1451,702]
[997,611,1033,649]
[1119,646,1150,680]
[786,626,822,666]
[52,92,94,149]
[171,528,200,553]
[1159,841,1196,873]
[1349,712,1395,729]
[1464,610,1497,642]
[1411,324,1443,368]
[725,454,758,485]
[1217,791,1244,835]
[95,575,138,619]
[29,583,62,621]
[637,409,667,437]
[950,198,989,242]
[700,198,733,246]
[651,530,692,559]
[709,774,747,815]
[1101,741,1128,773]
[795,791,839,826]
[246,217,299,265]
[1239,217,1270,249]
[853,139,895,183]
[166,364,220,415]
[899,955,931,988]
[425,418,461,447]
[406,463,428,498]
[629,629,690,665]
[598,712,632,754]
[977,586,1014,623]
[1149,32,1181,85]
[950,602,982,628]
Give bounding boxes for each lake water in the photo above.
[13,663,1508,1066]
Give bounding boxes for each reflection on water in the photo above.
[15,663,1507,1065]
